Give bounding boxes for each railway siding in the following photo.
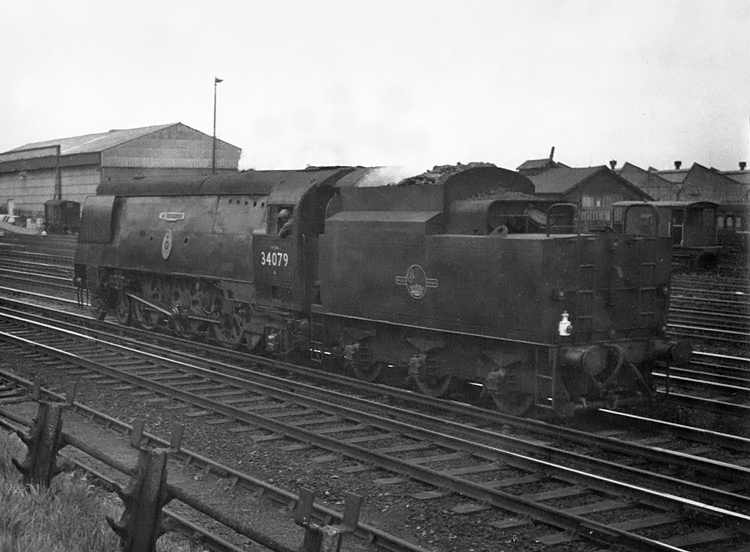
[3,309,750,550]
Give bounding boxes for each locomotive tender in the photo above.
[74,164,690,417]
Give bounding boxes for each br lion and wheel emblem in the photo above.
[395,264,438,299]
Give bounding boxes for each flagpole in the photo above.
[212,77,222,174]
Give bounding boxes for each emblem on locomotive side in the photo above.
[161,230,173,260]
[395,264,438,299]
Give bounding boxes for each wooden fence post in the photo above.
[12,401,66,487]
[106,420,174,552]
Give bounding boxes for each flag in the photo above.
[215,77,223,84]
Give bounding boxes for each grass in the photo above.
[0,430,201,552]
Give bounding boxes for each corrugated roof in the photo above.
[527,166,603,195]
[8,123,177,156]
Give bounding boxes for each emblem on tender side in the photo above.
[395,264,438,299]
[161,230,173,260]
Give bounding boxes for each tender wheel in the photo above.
[115,290,132,326]
[492,393,534,416]
[352,360,384,383]
[414,374,453,398]
[133,277,163,330]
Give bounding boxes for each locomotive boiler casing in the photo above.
[74,173,275,298]
[74,168,354,350]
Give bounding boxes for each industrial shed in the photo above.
[620,162,750,204]
[617,162,676,201]
[0,123,241,221]
[519,164,652,229]
[671,163,750,204]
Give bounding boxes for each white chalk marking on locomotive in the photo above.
[395,264,438,299]
[161,230,173,260]
[159,212,186,222]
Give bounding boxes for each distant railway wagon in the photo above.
[44,199,80,234]
[613,201,721,270]
[716,202,749,254]
[74,165,690,417]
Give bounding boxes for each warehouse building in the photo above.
[0,123,241,223]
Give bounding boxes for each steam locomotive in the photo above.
[73,164,690,417]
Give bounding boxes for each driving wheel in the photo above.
[115,290,132,326]
[133,277,163,330]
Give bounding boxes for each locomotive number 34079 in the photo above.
[260,251,289,267]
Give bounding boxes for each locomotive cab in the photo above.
[252,168,354,356]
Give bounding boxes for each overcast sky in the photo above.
[2,0,748,173]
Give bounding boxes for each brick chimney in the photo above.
[741,161,747,171]
[674,161,682,169]
[609,160,617,170]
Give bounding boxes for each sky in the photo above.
[1,0,749,174]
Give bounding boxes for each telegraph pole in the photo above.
[212,77,223,174]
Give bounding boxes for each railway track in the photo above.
[3,233,750,549]
[3,305,750,550]
[2,288,749,419]
[0,372,420,552]
[669,274,750,344]
[4,253,750,417]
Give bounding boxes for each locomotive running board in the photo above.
[123,291,220,325]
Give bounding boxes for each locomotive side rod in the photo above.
[123,291,220,325]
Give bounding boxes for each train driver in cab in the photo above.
[277,207,294,238]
